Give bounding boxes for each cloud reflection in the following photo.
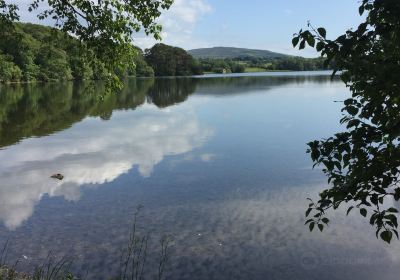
[161,184,400,279]
[0,104,212,230]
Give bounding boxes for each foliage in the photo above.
[0,53,22,82]
[293,0,400,243]
[0,0,173,87]
[199,58,244,74]
[190,46,330,73]
[0,0,18,25]
[131,47,155,77]
[145,43,203,76]
[0,22,154,82]
[199,56,329,73]
[36,45,73,81]
[270,56,327,71]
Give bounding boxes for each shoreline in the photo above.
[0,70,335,85]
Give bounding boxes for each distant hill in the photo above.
[188,47,289,59]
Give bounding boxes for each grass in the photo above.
[244,67,268,73]
[202,71,215,74]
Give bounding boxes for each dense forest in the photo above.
[0,23,154,83]
[0,23,329,83]
[0,23,201,82]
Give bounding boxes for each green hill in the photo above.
[188,47,289,59]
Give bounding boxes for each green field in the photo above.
[244,67,267,73]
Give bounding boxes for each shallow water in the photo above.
[0,72,399,279]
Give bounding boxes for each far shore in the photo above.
[0,70,335,85]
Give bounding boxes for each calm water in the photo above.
[0,72,399,279]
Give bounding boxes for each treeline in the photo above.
[0,23,108,82]
[0,23,202,82]
[199,56,331,74]
[237,55,331,71]
[199,59,245,74]
[0,23,330,83]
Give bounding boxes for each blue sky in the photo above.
[13,0,363,57]
[135,0,363,57]
[190,0,362,56]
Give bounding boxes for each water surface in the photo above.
[0,72,399,279]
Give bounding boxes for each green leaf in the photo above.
[309,222,315,232]
[317,27,326,38]
[347,106,359,116]
[370,195,378,205]
[306,36,315,47]
[305,208,312,217]
[393,229,399,239]
[305,219,314,225]
[318,224,324,232]
[321,217,329,224]
[360,208,367,217]
[369,214,377,225]
[292,36,300,47]
[387,207,398,213]
[380,230,392,244]
[359,5,365,15]
[346,206,354,216]
[386,214,398,227]
[299,40,306,50]
[316,41,324,52]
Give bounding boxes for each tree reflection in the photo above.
[0,74,337,148]
[0,78,198,148]
[146,78,197,108]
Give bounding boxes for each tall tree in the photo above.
[145,43,202,76]
[293,0,400,243]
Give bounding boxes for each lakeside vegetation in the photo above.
[1,1,399,279]
[0,23,331,83]
[0,23,156,83]
[198,56,329,74]
[190,46,331,73]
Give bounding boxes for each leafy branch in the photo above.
[294,0,400,243]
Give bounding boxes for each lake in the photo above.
[0,72,399,279]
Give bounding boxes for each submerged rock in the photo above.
[50,173,64,180]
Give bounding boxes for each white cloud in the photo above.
[161,184,400,277]
[9,0,213,49]
[168,0,212,24]
[0,104,213,230]
[134,0,213,49]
